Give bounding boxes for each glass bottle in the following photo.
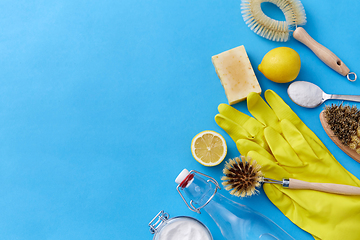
[175,169,295,240]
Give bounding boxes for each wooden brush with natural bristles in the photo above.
[222,156,360,196]
[240,0,354,79]
[241,0,306,42]
[222,156,263,197]
[320,104,360,163]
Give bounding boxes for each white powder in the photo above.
[287,81,324,108]
[157,218,212,240]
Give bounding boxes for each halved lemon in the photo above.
[191,130,227,167]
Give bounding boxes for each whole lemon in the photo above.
[258,47,301,83]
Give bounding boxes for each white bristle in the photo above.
[241,0,307,42]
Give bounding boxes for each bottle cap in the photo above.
[175,169,189,184]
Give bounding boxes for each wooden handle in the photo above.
[288,178,360,195]
[293,27,350,76]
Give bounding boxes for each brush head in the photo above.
[324,104,360,154]
[222,156,263,197]
[241,0,307,42]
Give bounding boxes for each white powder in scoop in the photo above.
[288,81,323,107]
[158,218,212,240]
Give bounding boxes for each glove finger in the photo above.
[236,139,272,159]
[302,133,360,185]
[247,150,290,180]
[218,103,251,125]
[217,103,264,136]
[264,126,304,167]
[264,90,302,126]
[247,92,282,133]
[277,123,360,186]
[280,119,319,161]
[302,133,334,160]
[215,114,252,142]
[265,90,326,149]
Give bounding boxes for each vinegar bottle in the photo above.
[175,169,295,240]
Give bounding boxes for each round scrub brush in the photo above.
[241,0,356,81]
[222,156,360,197]
[222,156,263,197]
[241,0,306,42]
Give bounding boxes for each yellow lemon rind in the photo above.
[191,130,227,167]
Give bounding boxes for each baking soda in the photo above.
[158,217,212,240]
[288,81,323,107]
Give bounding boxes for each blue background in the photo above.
[1,0,360,239]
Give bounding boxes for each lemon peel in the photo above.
[191,130,227,167]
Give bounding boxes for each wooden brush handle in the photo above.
[293,27,350,77]
[288,178,360,195]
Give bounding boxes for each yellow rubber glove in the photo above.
[216,90,360,240]
[215,103,271,152]
[247,90,328,151]
[215,90,326,154]
[240,122,360,240]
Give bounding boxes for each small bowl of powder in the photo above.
[149,210,213,240]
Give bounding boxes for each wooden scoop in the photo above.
[319,110,360,163]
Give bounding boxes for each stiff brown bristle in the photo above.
[324,104,360,154]
[221,156,263,197]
